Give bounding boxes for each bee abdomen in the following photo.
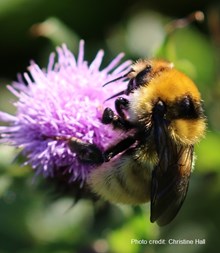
[87,154,152,204]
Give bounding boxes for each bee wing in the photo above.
[150,116,194,226]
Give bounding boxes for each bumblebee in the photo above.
[69,59,206,226]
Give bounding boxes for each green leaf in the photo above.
[195,132,220,172]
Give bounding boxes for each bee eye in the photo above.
[135,66,152,86]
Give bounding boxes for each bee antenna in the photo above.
[103,69,133,87]
[105,90,125,102]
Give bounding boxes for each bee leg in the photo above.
[102,108,132,130]
[103,136,136,161]
[115,97,130,119]
[102,98,132,130]
[68,135,136,164]
[102,107,115,124]
[68,138,104,165]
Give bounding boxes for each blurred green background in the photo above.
[0,0,220,253]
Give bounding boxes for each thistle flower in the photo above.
[0,40,131,183]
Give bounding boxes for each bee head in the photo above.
[127,59,174,90]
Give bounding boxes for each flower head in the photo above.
[0,40,131,182]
